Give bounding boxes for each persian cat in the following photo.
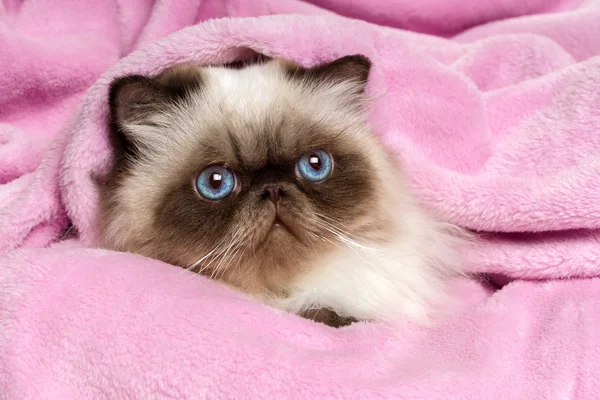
[98,54,464,327]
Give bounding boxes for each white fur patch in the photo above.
[273,202,466,325]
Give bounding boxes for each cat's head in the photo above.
[99,55,407,296]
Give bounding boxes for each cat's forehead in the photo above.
[178,64,352,168]
[191,105,339,169]
[204,63,287,109]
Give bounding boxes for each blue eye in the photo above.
[296,149,333,183]
[195,166,236,201]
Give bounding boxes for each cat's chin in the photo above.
[257,211,305,247]
[268,214,287,231]
[269,223,289,236]
[257,225,299,252]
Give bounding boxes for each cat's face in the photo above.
[99,55,400,297]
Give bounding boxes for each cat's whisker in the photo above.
[190,236,246,294]
[190,232,242,277]
[207,247,236,281]
[317,220,378,253]
[313,219,388,270]
[207,230,247,281]
[315,213,372,242]
[218,244,245,281]
[317,233,343,250]
[325,221,422,259]
[185,243,224,272]
[322,228,369,263]
[183,231,235,273]
[177,240,228,279]
[315,217,364,242]
[229,245,247,280]
[324,218,428,261]
[212,242,243,281]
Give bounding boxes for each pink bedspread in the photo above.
[2,0,600,398]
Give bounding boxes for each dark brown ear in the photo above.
[107,65,204,157]
[109,65,204,127]
[286,54,372,93]
[108,75,166,127]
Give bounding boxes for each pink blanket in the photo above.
[2,0,600,398]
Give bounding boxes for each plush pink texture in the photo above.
[3,246,599,399]
[2,0,600,398]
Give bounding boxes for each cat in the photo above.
[97,54,465,327]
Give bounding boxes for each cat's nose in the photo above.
[263,185,283,204]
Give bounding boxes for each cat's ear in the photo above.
[109,65,203,128]
[108,75,167,128]
[286,54,372,94]
[108,65,203,154]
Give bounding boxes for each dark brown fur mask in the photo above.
[98,55,454,327]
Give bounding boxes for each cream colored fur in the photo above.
[102,59,466,325]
